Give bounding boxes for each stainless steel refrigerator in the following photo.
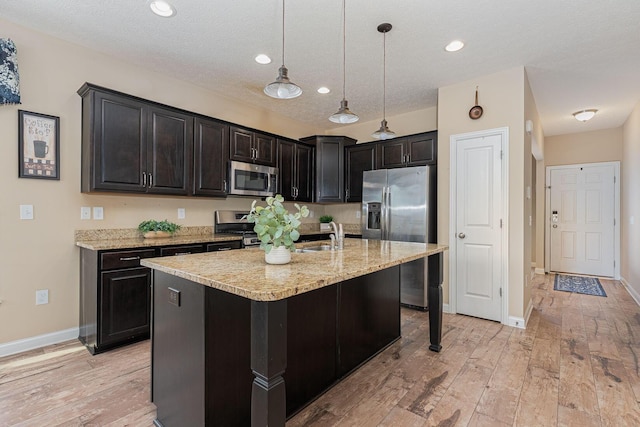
[361,166,436,310]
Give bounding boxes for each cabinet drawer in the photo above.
[101,249,157,271]
[159,245,205,257]
[206,241,242,252]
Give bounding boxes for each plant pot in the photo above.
[143,231,173,239]
[320,223,331,231]
[264,246,291,265]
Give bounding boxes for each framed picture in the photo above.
[18,110,60,179]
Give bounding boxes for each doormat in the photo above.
[553,274,607,297]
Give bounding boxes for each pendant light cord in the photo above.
[341,0,346,99]
[281,0,286,66]
[382,30,387,120]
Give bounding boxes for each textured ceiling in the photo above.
[1,0,640,136]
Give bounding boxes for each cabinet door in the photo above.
[99,267,151,347]
[406,132,437,166]
[295,143,313,202]
[147,106,193,195]
[229,126,254,163]
[345,143,377,203]
[316,139,345,202]
[377,139,406,169]
[90,91,147,192]
[193,118,229,197]
[277,139,296,200]
[254,132,276,166]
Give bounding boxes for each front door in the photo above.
[453,130,504,322]
[549,164,615,277]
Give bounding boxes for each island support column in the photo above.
[250,299,287,427]
[427,253,444,352]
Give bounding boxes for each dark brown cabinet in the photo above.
[300,135,356,203]
[377,131,437,169]
[79,240,241,354]
[229,126,276,167]
[193,117,229,197]
[345,142,377,203]
[79,83,193,196]
[277,139,313,202]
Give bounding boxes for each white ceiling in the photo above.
[2,0,640,137]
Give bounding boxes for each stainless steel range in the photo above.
[214,210,260,247]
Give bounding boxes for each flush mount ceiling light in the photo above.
[329,0,359,124]
[573,109,598,122]
[372,23,396,140]
[255,54,272,65]
[148,0,176,17]
[317,87,330,94]
[264,0,302,99]
[445,40,464,52]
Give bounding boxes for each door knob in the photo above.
[552,224,558,228]
[458,233,466,239]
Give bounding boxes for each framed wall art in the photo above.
[18,110,60,180]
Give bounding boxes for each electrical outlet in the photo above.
[81,207,91,220]
[178,208,185,219]
[309,210,314,218]
[20,204,34,220]
[356,210,361,219]
[36,289,49,305]
[93,207,104,220]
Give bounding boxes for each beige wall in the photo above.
[545,127,623,166]
[438,66,535,321]
[0,18,324,344]
[622,101,640,297]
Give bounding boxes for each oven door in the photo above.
[228,161,278,197]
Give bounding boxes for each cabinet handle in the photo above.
[119,256,141,261]
[149,173,153,188]
[346,188,350,200]
[217,247,232,251]
[223,179,227,192]
[174,252,191,256]
[142,172,146,187]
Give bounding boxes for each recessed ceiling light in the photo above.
[445,40,464,52]
[317,87,331,94]
[255,54,272,65]
[573,109,598,122]
[148,0,176,18]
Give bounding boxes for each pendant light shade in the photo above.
[329,0,358,123]
[372,23,396,140]
[265,0,301,99]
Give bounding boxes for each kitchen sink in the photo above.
[294,245,333,253]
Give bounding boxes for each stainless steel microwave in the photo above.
[228,160,278,197]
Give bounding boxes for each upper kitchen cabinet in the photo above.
[300,135,356,203]
[193,117,229,197]
[79,83,193,196]
[377,131,437,169]
[277,139,313,202]
[345,142,377,203]
[229,126,276,167]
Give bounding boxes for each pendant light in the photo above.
[264,0,302,99]
[372,23,396,140]
[329,0,359,124]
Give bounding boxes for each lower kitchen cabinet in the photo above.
[79,240,242,354]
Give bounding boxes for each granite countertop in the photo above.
[140,238,448,301]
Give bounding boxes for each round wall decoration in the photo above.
[469,86,483,120]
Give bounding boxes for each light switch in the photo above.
[93,207,104,220]
[20,204,34,220]
[631,216,635,225]
[81,207,91,220]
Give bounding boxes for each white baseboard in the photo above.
[524,298,534,326]
[621,277,640,307]
[534,268,546,275]
[443,303,450,313]
[0,327,79,358]
[507,315,526,329]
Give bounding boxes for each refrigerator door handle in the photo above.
[386,188,391,238]
[381,186,387,240]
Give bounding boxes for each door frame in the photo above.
[449,127,509,324]
[545,161,620,279]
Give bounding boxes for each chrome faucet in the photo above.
[329,221,344,250]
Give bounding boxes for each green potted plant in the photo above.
[246,194,309,264]
[138,219,181,238]
[319,215,333,231]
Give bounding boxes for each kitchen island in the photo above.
[141,238,447,427]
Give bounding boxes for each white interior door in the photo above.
[455,133,503,322]
[549,164,615,277]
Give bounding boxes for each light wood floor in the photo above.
[1,273,639,426]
